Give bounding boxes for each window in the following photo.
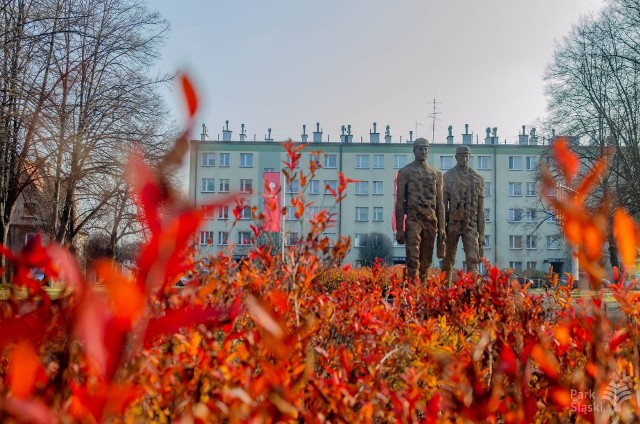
[373,154,384,169]
[546,236,561,249]
[286,232,299,246]
[526,182,537,197]
[509,235,523,249]
[484,235,491,249]
[238,231,252,245]
[307,206,320,219]
[309,154,321,169]
[508,208,523,223]
[201,178,215,192]
[264,168,275,172]
[477,156,491,170]
[240,153,253,168]
[440,156,454,170]
[509,156,522,170]
[526,235,537,249]
[356,155,369,169]
[509,261,523,272]
[485,182,492,197]
[219,153,230,167]
[546,212,557,223]
[485,208,491,223]
[373,181,383,195]
[219,179,229,192]
[373,207,383,221]
[526,156,538,171]
[324,180,337,195]
[326,207,337,221]
[286,180,300,194]
[218,231,228,245]
[218,206,229,220]
[526,209,537,222]
[526,261,537,271]
[202,153,215,166]
[509,182,522,196]
[355,207,369,221]
[354,233,368,248]
[324,154,337,168]
[394,154,408,169]
[239,206,252,220]
[324,232,337,247]
[309,180,320,195]
[200,231,214,245]
[355,181,369,195]
[240,179,253,193]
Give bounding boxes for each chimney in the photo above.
[529,127,538,145]
[446,125,454,144]
[462,124,473,145]
[222,120,232,142]
[313,122,323,143]
[239,123,247,142]
[384,125,392,143]
[200,123,208,141]
[409,130,413,142]
[340,125,353,143]
[369,122,380,143]
[518,125,529,145]
[301,124,308,143]
[265,128,274,142]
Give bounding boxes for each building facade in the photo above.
[188,123,571,276]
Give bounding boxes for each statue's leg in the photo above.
[442,231,460,286]
[418,223,436,281]
[461,228,480,274]
[405,221,420,280]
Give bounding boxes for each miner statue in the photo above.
[394,138,446,280]
[442,145,486,285]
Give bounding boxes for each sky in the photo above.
[151,0,605,145]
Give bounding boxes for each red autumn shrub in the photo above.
[1,80,639,423]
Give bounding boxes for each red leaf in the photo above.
[610,329,629,351]
[8,340,42,399]
[180,73,198,119]
[552,137,579,184]
[614,208,638,269]
[498,344,517,377]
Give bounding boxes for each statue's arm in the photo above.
[436,172,445,235]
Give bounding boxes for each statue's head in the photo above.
[455,145,471,168]
[413,137,429,161]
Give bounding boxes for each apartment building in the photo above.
[188,122,572,276]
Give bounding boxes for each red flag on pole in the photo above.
[263,172,281,232]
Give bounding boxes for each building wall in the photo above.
[188,138,571,274]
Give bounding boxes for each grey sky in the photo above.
[152,0,604,144]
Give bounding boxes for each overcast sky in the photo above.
[152,0,605,145]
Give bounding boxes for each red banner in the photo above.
[263,172,281,232]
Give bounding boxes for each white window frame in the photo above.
[355,155,369,169]
[372,206,383,222]
[239,206,252,220]
[485,182,492,197]
[355,207,369,222]
[509,156,523,170]
[372,181,383,195]
[217,231,228,246]
[286,206,297,221]
[526,182,537,197]
[200,231,214,245]
[309,180,320,195]
[484,235,491,249]
[355,181,369,195]
[324,180,337,195]
[219,179,229,193]
[240,153,254,168]
[286,232,299,246]
[354,233,368,248]
[201,178,215,192]
[477,156,491,170]
[393,154,407,169]
[526,261,537,271]
[219,153,230,167]
[439,156,454,170]
[238,231,252,245]
[202,152,216,166]
[324,154,337,169]
[509,235,523,249]
[526,235,537,249]
[546,235,561,249]
[526,156,538,171]
[286,180,300,194]
[509,261,523,272]
[240,179,253,193]
[509,182,522,196]
[508,208,523,223]
[373,154,384,169]
[484,208,491,223]
[218,206,229,220]
[526,209,537,222]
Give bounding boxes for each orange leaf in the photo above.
[549,387,573,408]
[180,73,198,118]
[96,261,145,327]
[552,137,579,184]
[614,208,638,269]
[531,343,560,379]
[9,340,41,399]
